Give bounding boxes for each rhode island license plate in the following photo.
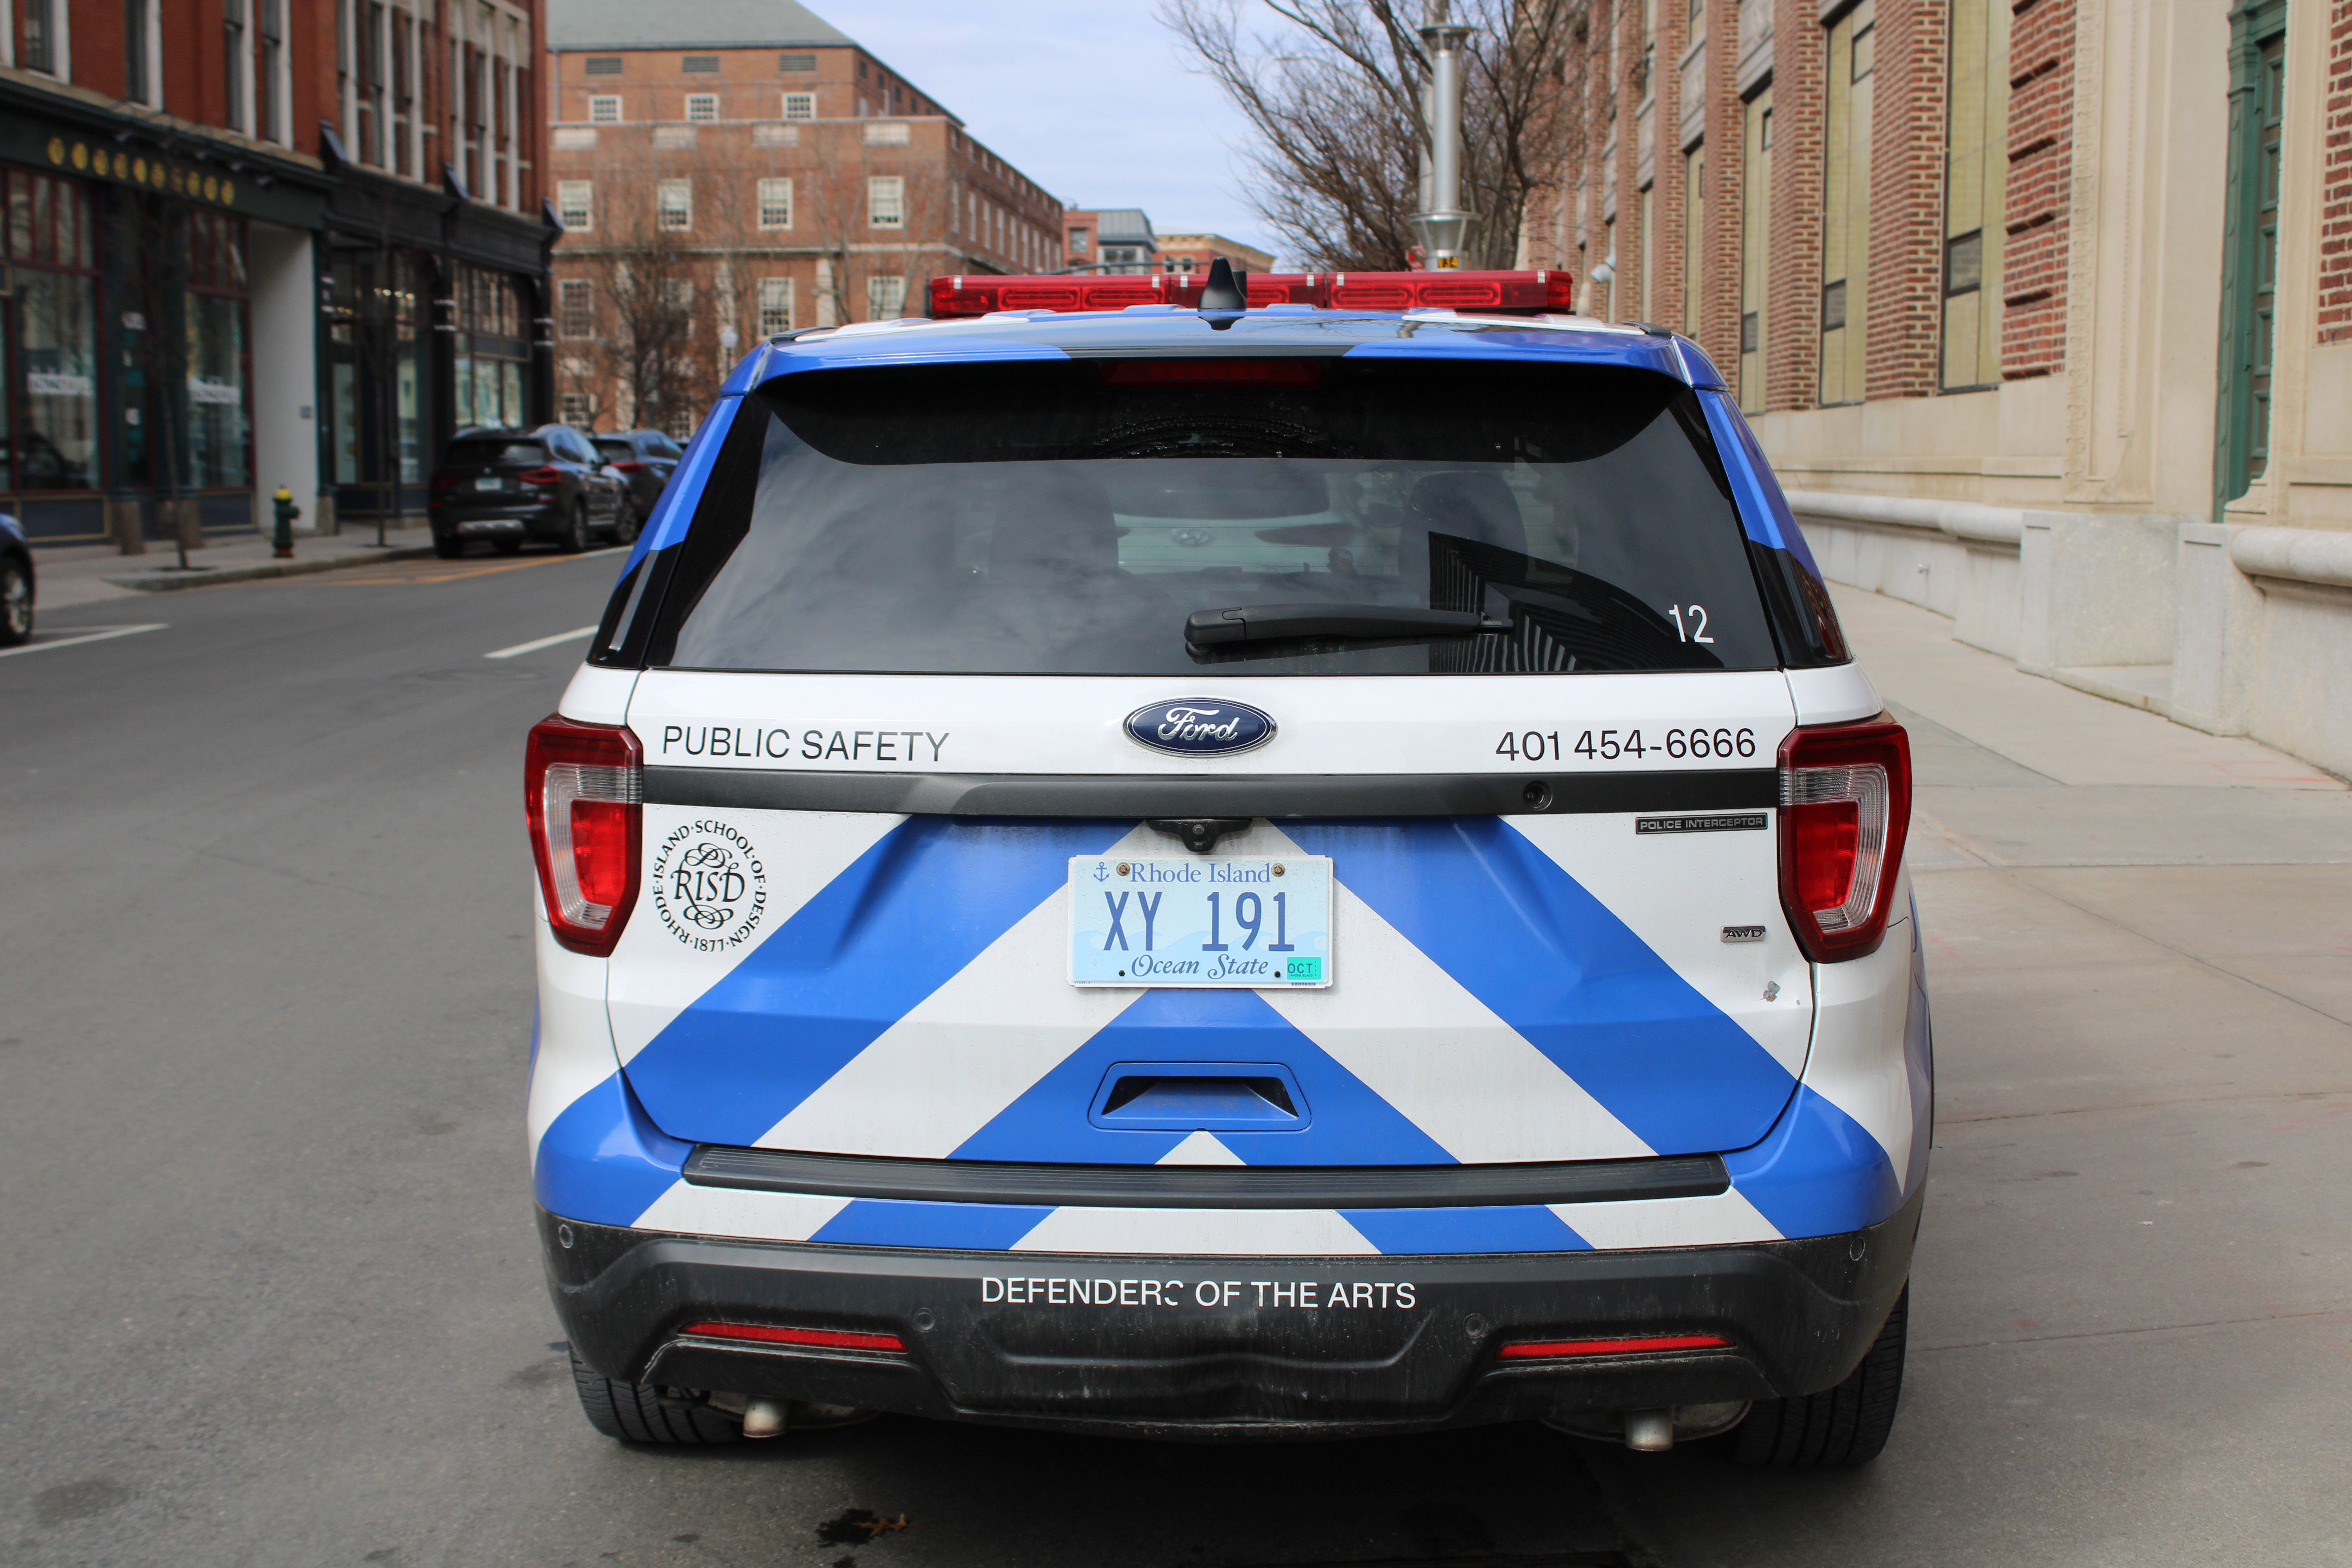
[1068,856,1332,988]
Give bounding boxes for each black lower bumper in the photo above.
[542,1187,1921,1441]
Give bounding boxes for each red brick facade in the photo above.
[2002,0,2074,376]
[1765,0,1828,409]
[1862,0,1948,400]
[1699,0,1747,370]
[2321,0,2352,342]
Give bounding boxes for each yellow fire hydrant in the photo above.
[272,487,301,559]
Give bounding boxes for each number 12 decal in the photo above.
[1668,604,1714,643]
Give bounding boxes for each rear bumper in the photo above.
[541,1182,1921,1441]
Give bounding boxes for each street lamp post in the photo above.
[1410,2,1475,269]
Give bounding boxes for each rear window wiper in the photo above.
[1185,603,1510,648]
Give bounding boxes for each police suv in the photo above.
[526,263,1929,1466]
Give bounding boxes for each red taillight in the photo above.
[1102,358,1324,388]
[1497,1333,1731,1361]
[611,459,648,472]
[1778,715,1911,962]
[680,1321,907,1352]
[519,465,563,486]
[927,269,1577,319]
[524,715,642,956]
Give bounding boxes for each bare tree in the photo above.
[1158,0,1580,270]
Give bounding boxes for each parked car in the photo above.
[592,429,684,535]
[428,425,629,558]
[0,512,32,647]
[526,268,1926,1465]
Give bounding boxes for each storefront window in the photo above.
[5,169,101,493]
[184,211,252,489]
[458,264,531,429]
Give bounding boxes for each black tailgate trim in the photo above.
[681,1145,1731,1209]
[644,767,1777,818]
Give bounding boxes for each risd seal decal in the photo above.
[650,819,768,952]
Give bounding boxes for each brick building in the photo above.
[0,0,554,549]
[1532,0,2352,775]
[1062,209,1159,274]
[546,0,1062,437]
[1151,232,1276,275]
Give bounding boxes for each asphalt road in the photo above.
[3,556,2348,1567]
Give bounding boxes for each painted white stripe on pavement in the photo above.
[485,624,598,659]
[754,823,1166,1157]
[0,623,166,659]
[1011,1205,1379,1256]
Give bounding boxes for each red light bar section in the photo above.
[930,270,1575,320]
[1102,358,1323,387]
[1495,1333,1731,1361]
[681,1321,907,1352]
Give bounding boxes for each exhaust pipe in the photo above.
[740,1397,788,1439]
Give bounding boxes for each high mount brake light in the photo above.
[525,715,643,956]
[928,269,1577,319]
[1102,358,1323,387]
[1778,715,1912,962]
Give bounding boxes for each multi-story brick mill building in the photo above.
[1532,0,2352,775]
[0,0,554,548]
[544,0,1062,438]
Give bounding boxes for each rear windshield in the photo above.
[595,438,635,461]
[445,438,546,466]
[648,359,1779,676]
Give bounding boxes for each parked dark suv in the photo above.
[0,511,33,648]
[428,425,629,557]
[592,430,684,536]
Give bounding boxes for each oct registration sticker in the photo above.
[1069,857,1333,988]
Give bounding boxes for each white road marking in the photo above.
[0,623,167,660]
[485,624,597,659]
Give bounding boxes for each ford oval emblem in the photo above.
[1125,699,1277,758]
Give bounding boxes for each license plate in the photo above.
[1069,856,1332,987]
[474,475,503,491]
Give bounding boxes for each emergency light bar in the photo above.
[929,269,1576,319]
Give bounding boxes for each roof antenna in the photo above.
[1200,255,1247,317]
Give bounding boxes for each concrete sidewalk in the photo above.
[32,526,438,613]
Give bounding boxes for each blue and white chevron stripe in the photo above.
[529,813,1928,1256]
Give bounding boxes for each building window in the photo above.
[127,0,151,105]
[560,391,592,426]
[1739,92,1773,411]
[1942,0,2009,390]
[758,278,795,336]
[1682,144,1704,335]
[666,409,696,441]
[1069,227,1089,252]
[682,54,719,73]
[21,0,57,72]
[658,178,693,230]
[259,0,285,142]
[780,52,815,71]
[686,93,719,122]
[5,170,100,495]
[1819,0,1874,405]
[584,54,622,74]
[224,0,249,132]
[783,92,815,119]
[757,177,794,229]
[557,180,593,230]
[868,176,904,228]
[184,210,253,490]
[589,94,620,122]
[866,274,907,320]
[864,120,909,145]
[559,278,594,338]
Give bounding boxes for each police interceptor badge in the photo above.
[651,819,769,953]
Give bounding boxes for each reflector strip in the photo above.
[679,1321,907,1352]
[1495,1333,1730,1361]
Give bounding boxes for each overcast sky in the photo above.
[818,0,1282,263]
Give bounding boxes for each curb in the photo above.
[102,545,440,592]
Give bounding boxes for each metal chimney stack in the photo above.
[1410,0,1474,269]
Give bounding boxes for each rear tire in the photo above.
[560,502,588,554]
[0,558,31,647]
[1731,1283,1907,1468]
[612,505,641,546]
[569,1350,744,1445]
